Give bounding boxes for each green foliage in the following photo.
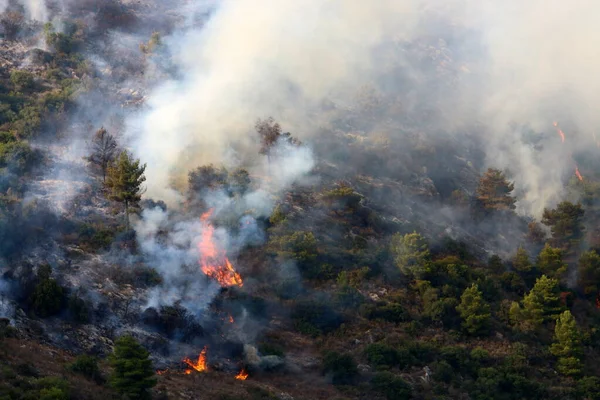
[550,310,582,376]
[336,266,370,288]
[67,294,90,324]
[512,247,532,274]
[0,140,38,172]
[12,105,42,138]
[334,285,365,309]
[109,335,156,399]
[29,267,65,318]
[291,300,343,336]
[360,301,408,323]
[364,343,412,370]
[541,201,585,252]
[456,284,491,335]
[510,275,562,332]
[106,151,147,229]
[577,377,600,400]
[268,231,320,278]
[577,250,600,298]
[269,204,285,225]
[475,168,516,211]
[390,232,430,278]
[322,184,363,212]
[10,71,34,90]
[370,372,412,400]
[77,223,117,251]
[68,355,102,382]
[322,351,358,385]
[536,244,567,281]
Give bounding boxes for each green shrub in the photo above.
[335,285,364,309]
[10,71,34,89]
[322,351,358,385]
[371,372,412,400]
[291,300,343,336]
[258,342,285,358]
[30,271,65,318]
[67,295,90,323]
[360,301,408,323]
[365,343,412,370]
[68,355,102,382]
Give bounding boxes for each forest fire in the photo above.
[183,346,208,374]
[575,166,584,182]
[553,121,566,143]
[235,368,249,380]
[199,210,243,287]
[156,369,169,375]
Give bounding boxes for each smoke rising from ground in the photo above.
[126,0,600,217]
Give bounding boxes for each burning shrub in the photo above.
[322,351,358,385]
[371,372,413,400]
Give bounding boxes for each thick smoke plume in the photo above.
[127,0,600,217]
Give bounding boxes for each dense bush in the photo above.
[322,351,358,385]
[10,70,34,90]
[371,372,412,400]
[68,355,102,382]
[29,265,65,318]
[291,300,343,336]
[360,301,408,323]
[365,343,412,370]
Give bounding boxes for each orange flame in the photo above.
[156,369,169,375]
[235,368,249,380]
[229,315,234,323]
[553,121,565,143]
[183,346,208,374]
[199,210,243,287]
[575,166,584,182]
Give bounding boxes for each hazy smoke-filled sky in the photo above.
[126,0,600,216]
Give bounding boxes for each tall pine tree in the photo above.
[550,310,582,377]
[109,335,156,399]
[106,151,146,230]
[456,284,491,335]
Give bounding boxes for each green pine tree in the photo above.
[109,335,156,399]
[106,151,146,230]
[511,275,562,332]
[577,250,600,299]
[550,310,582,376]
[513,246,533,274]
[456,284,491,335]
[541,201,585,254]
[390,232,430,279]
[536,244,567,282]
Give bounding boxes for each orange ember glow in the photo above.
[156,369,168,375]
[235,368,249,380]
[575,166,584,182]
[199,210,243,287]
[229,315,234,323]
[553,122,565,143]
[183,346,208,374]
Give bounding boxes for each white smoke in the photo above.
[126,0,600,217]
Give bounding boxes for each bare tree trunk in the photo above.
[125,199,129,231]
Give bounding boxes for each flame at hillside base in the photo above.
[199,210,243,287]
[235,368,249,380]
[575,166,584,182]
[553,121,566,143]
[183,346,208,374]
